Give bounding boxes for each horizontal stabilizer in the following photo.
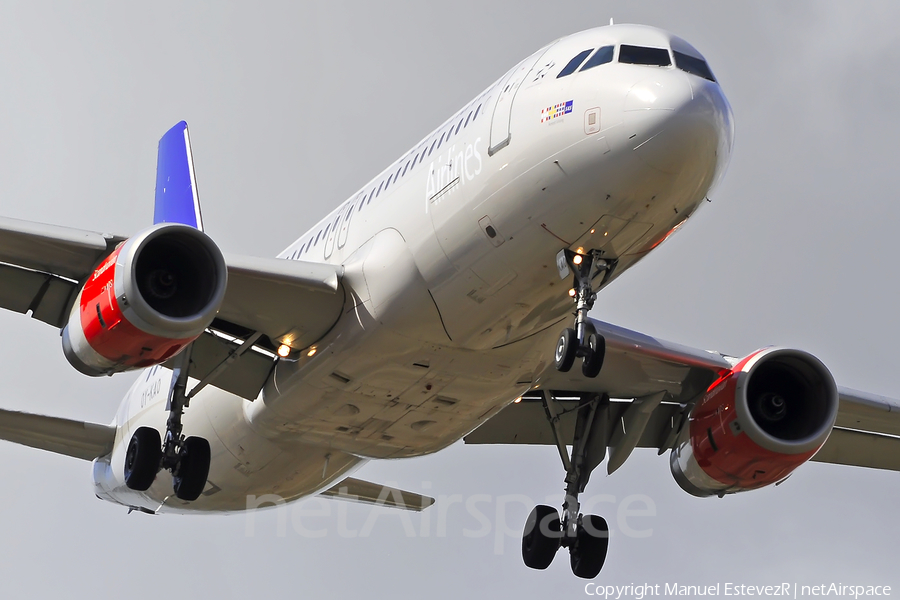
[0,408,115,461]
[320,477,435,511]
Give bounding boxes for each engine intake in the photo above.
[62,223,227,376]
[670,347,838,497]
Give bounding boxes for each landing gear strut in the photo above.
[554,249,613,379]
[124,346,211,501]
[522,391,611,579]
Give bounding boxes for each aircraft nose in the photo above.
[624,73,734,184]
[625,74,692,112]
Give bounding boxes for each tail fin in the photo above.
[154,121,204,231]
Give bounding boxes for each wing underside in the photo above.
[0,217,345,400]
[466,319,900,474]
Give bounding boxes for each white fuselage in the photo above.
[93,24,733,513]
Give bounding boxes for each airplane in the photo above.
[0,22,897,581]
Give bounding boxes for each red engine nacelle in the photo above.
[670,347,838,497]
[62,223,227,376]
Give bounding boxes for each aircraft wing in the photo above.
[0,217,345,400]
[465,318,900,473]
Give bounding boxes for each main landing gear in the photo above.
[554,249,612,379]
[522,391,611,579]
[123,347,211,502]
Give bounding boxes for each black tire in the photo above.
[124,427,161,492]
[570,514,609,579]
[173,436,211,501]
[581,333,605,378]
[522,505,562,570]
[555,328,578,372]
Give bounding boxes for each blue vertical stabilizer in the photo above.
[154,121,203,230]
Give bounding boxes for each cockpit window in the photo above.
[673,50,716,82]
[557,49,593,78]
[579,45,614,72]
[619,45,671,67]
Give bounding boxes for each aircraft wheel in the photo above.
[522,505,562,570]
[555,328,578,372]
[124,427,161,491]
[173,436,211,501]
[570,514,609,579]
[581,333,606,378]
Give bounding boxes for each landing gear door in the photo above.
[489,43,557,156]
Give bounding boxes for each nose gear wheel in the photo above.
[554,249,615,379]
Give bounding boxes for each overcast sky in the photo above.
[0,2,898,598]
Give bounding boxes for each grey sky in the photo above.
[0,1,898,597]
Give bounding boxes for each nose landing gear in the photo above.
[522,391,611,578]
[554,249,613,379]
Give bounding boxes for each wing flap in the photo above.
[835,387,900,438]
[812,427,900,472]
[0,408,115,461]
[0,216,123,280]
[320,476,435,511]
[464,398,682,451]
[0,263,78,327]
[180,329,277,401]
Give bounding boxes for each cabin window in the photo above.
[557,49,593,78]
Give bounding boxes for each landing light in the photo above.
[572,254,583,265]
[277,344,291,358]
[307,346,318,357]
[590,229,595,235]
[514,397,522,404]
[568,288,577,297]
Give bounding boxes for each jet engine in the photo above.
[670,347,838,497]
[62,223,227,376]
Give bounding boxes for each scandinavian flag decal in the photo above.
[541,100,573,123]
